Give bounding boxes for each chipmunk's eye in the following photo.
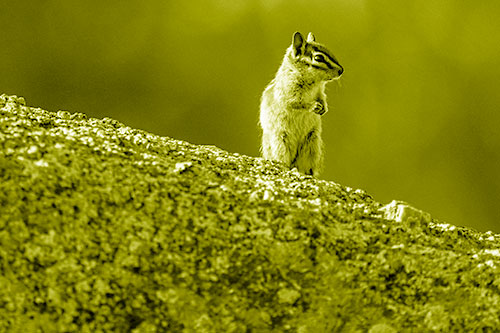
[313,54,325,62]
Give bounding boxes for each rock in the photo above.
[1,94,500,331]
[380,200,431,223]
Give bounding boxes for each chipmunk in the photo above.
[259,32,343,176]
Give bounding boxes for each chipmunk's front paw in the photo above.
[311,102,326,115]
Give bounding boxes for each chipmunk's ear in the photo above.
[307,32,315,43]
[292,32,304,57]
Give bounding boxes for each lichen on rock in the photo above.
[1,93,500,331]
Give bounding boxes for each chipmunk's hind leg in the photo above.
[261,131,294,167]
[296,128,323,176]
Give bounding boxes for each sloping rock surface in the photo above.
[1,94,499,332]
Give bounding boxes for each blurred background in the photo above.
[1,0,499,232]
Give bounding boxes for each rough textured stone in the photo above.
[1,93,500,331]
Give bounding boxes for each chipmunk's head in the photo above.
[288,32,343,82]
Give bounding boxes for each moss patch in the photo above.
[1,93,500,331]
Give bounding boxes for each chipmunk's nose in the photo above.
[337,67,344,76]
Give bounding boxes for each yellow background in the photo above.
[1,1,499,232]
